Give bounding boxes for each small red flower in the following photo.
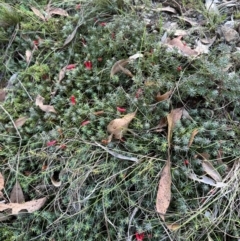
[184,159,189,165]
[33,40,39,46]
[47,140,57,146]
[117,107,126,113]
[135,232,144,241]
[97,57,103,62]
[66,64,77,70]
[135,88,143,98]
[70,95,76,105]
[76,4,81,10]
[84,61,92,70]
[81,120,90,126]
[99,22,106,27]
[60,144,67,149]
[177,66,182,72]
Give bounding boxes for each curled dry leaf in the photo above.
[36,94,57,113]
[165,36,198,57]
[107,110,137,140]
[51,172,62,187]
[0,197,47,215]
[10,181,25,203]
[202,159,222,182]
[14,117,28,128]
[188,129,199,147]
[0,173,4,190]
[156,90,172,102]
[156,161,171,221]
[167,108,183,146]
[154,6,177,14]
[0,89,6,102]
[110,59,130,77]
[30,6,46,21]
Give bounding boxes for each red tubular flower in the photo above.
[99,22,106,27]
[117,107,126,113]
[135,232,144,241]
[60,144,67,149]
[33,40,39,46]
[70,95,76,105]
[47,140,57,146]
[66,64,77,70]
[81,120,90,126]
[184,159,189,165]
[135,88,143,98]
[177,66,182,72]
[84,61,92,70]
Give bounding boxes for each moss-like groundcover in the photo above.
[1,0,240,240]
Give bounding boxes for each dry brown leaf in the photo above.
[93,110,104,115]
[166,223,180,231]
[107,110,137,139]
[48,7,68,17]
[156,90,172,102]
[167,108,183,146]
[202,159,222,182]
[166,36,198,56]
[63,24,81,47]
[30,6,46,21]
[182,108,194,121]
[36,95,57,113]
[58,66,67,82]
[10,181,25,203]
[25,49,32,63]
[0,173,4,190]
[188,129,199,147]
[14,117,28,128]
[156,161,171,221]
[110,59,130,77]
[0,197,47,215]
[0,89,6,102]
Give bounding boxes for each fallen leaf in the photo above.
[10,181,25,203]
[182,108,194,121]
[156,161,171,221]
[188,171,226,187]
[129,53,144,60]
[154,6,177,14]
[0,173,4,190]
[58,66,67,82]
[0,197,47,215]
[25,49,32,63]
[36,95,57,113]
[93,110,104,115]
[188,129,199,147]
[166,223,180,231]
[156,90,172,102]
[63,24,81,47]
[48,7,68,17]
[30,6,46,21]
[110,59,130,77]
[14,117,28,128]
[51,171,62,187]
[176,16,199,27]
[107,110,137,139]
[95,142,139,162]
[165,36,198,56]
[167,108,183,146]
[0,89,6,102]
[195,36,216,55]
[202,159,222,182]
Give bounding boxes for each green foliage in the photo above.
[1,0,240,240]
